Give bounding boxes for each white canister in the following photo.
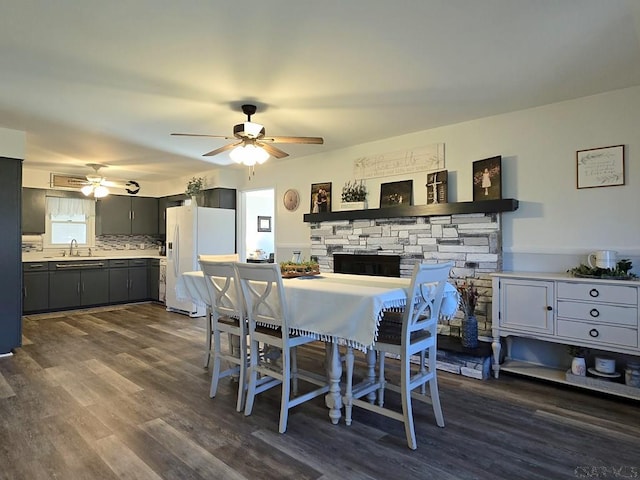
[594,357,616,374]
[587,250,618,269]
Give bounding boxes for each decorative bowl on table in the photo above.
[280,261,321,278]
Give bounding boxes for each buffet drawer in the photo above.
[557,282,637,305]
[556,300,637,326]
[557,319,638,348]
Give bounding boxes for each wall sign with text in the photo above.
[577,145,625,189]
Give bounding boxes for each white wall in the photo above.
[235,86,640,273]
[244,188,274,258]
[0,127,26,159]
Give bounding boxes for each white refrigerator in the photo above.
[165,205,236,317]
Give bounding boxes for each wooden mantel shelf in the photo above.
[303,198,519,222]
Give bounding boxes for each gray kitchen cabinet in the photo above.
[22,187,46,234]
[149,259,160,302]
[109,259,149,303]
[48,261,109,310]
[23,262,49,313]
[97,195,159,235]
[0,157,22,354]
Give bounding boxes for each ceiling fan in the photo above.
[171,104,324,166]
[73,164,140,198]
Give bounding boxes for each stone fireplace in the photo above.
[309,212,503,339]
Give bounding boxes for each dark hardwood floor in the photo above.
[1,303,638,480]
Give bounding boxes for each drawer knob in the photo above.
[546,306,552,311]
[589,328,599,338]
[589,288,599,298]
[589,308,600,318]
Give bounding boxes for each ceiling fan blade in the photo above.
[203,141,242,157]
[171,133,235,140]
[261,135,324,145]
[258,142,289,159]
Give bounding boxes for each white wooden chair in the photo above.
[198,253,239,369]
[345,261,454,449]
[198,258,247,412]
[235,263,330,433]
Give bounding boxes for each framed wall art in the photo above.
[577,144,625,189]
[380,180,413,207]
[257,216,271,232]
[472,155,502,201]
[310,182,331,213]
[426,169,448,204]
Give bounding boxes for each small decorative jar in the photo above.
[625,361,640,388]
[571,356,586,376]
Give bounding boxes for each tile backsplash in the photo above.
[22,234,162,253]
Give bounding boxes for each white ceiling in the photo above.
[3,1,640,183]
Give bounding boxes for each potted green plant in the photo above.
[456,279,479,348]
[340,180,368,210]
[185,177,204,205]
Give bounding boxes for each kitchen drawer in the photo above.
[556,300,637,327]
[557,282,637,305]
[108,259,130,268]
[557,319,638,348]
[129,258,148,267]
[23,262,49,272]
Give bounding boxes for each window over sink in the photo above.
[43,197,96,250]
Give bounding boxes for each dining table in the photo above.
[177,269,459,425]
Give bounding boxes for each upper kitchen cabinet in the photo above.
[97,195,159,235]
[22,187,46,234]
[203,188,236,209]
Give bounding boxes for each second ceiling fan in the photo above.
[172,104,324,165]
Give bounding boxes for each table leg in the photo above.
[324,341,342,425]
[343,346,354,426]
[366,348,376,404]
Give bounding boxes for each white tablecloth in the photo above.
[177,271,459,351]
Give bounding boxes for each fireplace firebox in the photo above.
[333,254,400,277]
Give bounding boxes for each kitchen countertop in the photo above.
[23,250,165,262]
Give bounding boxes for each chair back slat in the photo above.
[235,263,287,332]
[199,260,243,321]
[403,262,454,340]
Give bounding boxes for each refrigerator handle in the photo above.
[173,224,180,278]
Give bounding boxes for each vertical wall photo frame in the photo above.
[472,156,502,201]
[426,170,448,204]
[310,182,332,213]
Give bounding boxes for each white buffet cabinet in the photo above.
[491,272,640,399]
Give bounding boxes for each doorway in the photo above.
[240,188,275,262]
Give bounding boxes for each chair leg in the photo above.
[400,352,417,450]
[209,330,222,398]
[279,346,291,433]
[291,346,299,396]
[235,336,247,413]
[244,340,259,416]
[204,308,213,368]
[428,349,445,427]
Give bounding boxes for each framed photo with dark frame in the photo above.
[577,144,625,189]
[380,180,413,207]
[472,156,502,201]
[310,182,331,213]
[257,216,271,232]
[426,169,448,204]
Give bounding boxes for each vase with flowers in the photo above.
[185,176,204,205]
[567,345,588,376]
[340,180,368,210]
[457,279,479,348]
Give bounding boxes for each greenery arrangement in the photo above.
[280,260,320,278]
[567,345,589,358]
[567,259,637,279]
[341,180,367,203]
[456,279,479,317]
[185,177,204,196]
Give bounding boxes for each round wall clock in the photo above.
[283,188,300,212]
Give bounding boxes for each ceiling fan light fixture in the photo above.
[93,185,110,198]
[230,144,270,166]
[81,185,94,196]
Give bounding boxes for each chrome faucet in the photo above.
[70,238,78,256]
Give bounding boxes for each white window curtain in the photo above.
[46,197,95,217]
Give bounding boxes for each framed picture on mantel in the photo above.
[472,156,502,201]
